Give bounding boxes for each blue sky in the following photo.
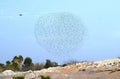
[0,0,120,64]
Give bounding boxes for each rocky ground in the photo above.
[0,58,120,79]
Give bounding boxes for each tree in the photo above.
[6,61,11,66]
[0,63,4,72]
[23,57,33,70]
[24,57,32,67]
[0,63,4,68]
[5,60,11,70]
[44,59,52,68]
[44,59,58,68]
[11,55,24,71]
[17,55,23,70]
[12,62,19,71]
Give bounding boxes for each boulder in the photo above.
[25,70,36,79]
[2,70,15,76]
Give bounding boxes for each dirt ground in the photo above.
[43,71,120,79]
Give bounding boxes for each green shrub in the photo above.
[13,76,24,79]
[40,75,51,79]
[44,59,58,68]
[62,64,67,67]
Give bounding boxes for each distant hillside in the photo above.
[39,58,120,73]
[0,58,120,79]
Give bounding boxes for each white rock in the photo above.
[2,70,15,76]
[25,70,36,79]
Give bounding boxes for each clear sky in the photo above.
[0,0,120,64]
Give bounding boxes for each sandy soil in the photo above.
[43,71,120,79]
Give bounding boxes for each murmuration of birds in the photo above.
[34,12,86,54]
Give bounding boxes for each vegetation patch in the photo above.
[40,75,51,79]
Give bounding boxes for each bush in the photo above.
[44,59,58,68]
[62,64,67,67]
[40,75,51,79]
[13,76,24,79]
